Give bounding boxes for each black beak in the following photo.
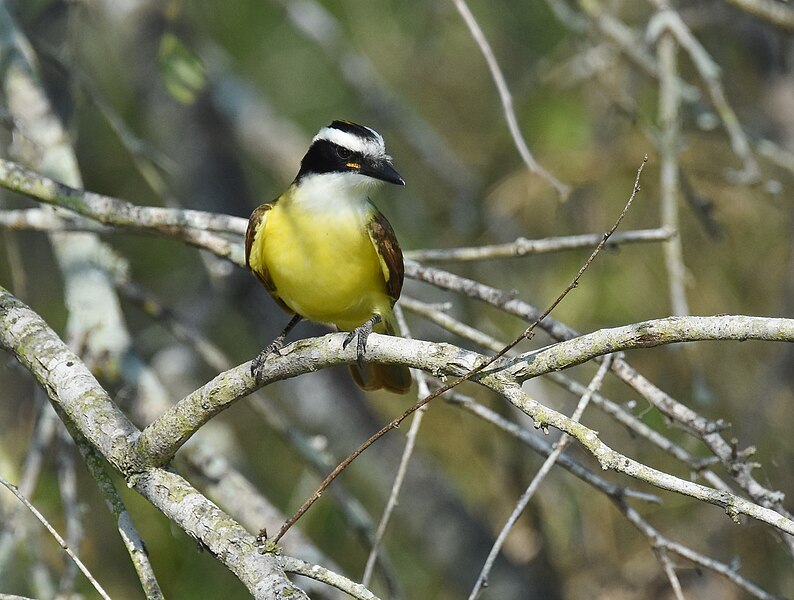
[361,159,405,186]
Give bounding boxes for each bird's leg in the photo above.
[343,314,382,369]
[251,314,302,378]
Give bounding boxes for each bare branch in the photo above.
[123,311,794,537]
[576,0,701,102]
[0,287,308,599]
[617,499,784,600]
[507,315,794,380]
[443,388,661,504]
[647,2,761,181]
[362,305,424,588]
[401,297,723,478]
[722,0,794,30]
[451,0,571,199]
[406,259,793,527]
[655,546,687,600]
[405,228,674,262]
[0,473,112,600]
[0,158,247,235]
[656,27,690,316]
[68,428,164,600]
[279,555,381,600]
[469,355,613,599]
[446,386,784,600]
[1,207,239,264]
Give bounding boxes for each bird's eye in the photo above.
[337,147,352,160]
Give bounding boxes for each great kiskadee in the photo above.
[245,120,412,393]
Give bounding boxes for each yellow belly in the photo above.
[260,202,392,330]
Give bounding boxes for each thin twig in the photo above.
[443,386,660,505]
[404,227,673,262]
[616,498,782,600]
[362,306,425,588]
[722,0,794,31]
[0,158,246,235]
[0,474,112,600]
[468,355,613,599]
[656,547,687,600]
[513,155,647,344]
[55,430,81,597]
[443,384,781,599]
[575,0,700,102]
[66,425,165,600]
[451,0,571,199]
[0,397,57,571]
[0,205,242,264]
[647,2,760,182]
[401,296,723,476]
[270,156,646,543]
[656,27,690,316]
[279,555,381,600]
[405,256,792,527]
[546,371,720,473]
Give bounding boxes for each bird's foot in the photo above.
[251,314,302,380]
[251,336,286,379]
[343,314,382,369]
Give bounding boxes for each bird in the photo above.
[245,120,412,393]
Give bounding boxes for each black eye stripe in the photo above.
[296,140,368,181]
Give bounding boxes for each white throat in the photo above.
[291,172,380,213]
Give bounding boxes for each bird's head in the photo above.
[295,120,404,189]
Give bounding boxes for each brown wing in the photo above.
[245,202,291,312]
[245,203,271,264]
[366,208,404,302]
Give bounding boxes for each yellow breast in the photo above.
[257,194,393,330]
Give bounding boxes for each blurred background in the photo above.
[1,0,794,598]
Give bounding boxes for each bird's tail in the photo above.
[349,313,412,394]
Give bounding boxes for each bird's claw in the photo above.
[343,315,381,369]
[251,337,286,379]
[342,328,359,349]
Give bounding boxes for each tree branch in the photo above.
[722,0,794,31]
[0,158,246,235]
[0,287,307,599]
[124,309,794,538]
[451,0,570,199]
[0,473,111,600]
[404,228,674,262]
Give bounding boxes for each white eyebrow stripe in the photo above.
[312,127,386,159]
